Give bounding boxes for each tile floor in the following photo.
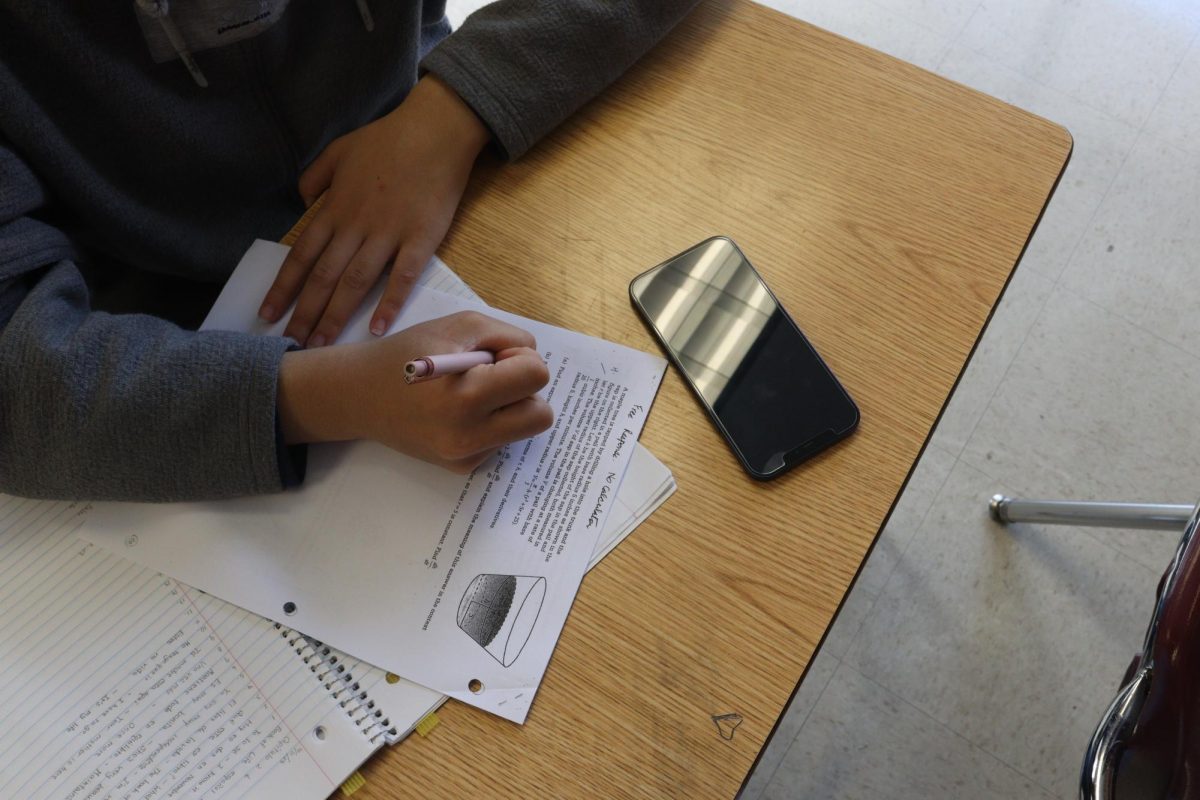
[446,1,1200,797]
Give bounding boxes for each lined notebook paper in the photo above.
[0,494,410,800]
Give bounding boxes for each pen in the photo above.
[404,350,495,384]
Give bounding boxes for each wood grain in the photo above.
[291,1,1071,797]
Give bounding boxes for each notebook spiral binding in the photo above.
[273,623,400,745]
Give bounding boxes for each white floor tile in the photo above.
[931,264,1054,456]
[764,660,1056,800]
[740,650,839,800]
[870,0,983,37]
[820,445,957,657]
[935,44,1141,283]
[861,445,961,597]
[845,459,1158,797]
[815,576,878,662]
[1059,132,1200,362]
[959,0,1200,127]
[1142,38,1200,158]
[768,0,954,70]
[962,287,1200,571]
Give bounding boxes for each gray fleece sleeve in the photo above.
[422,0,699,160]
[0,140,292,502]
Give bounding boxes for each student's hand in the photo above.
[260,75,490,348]
[277,311,553,473]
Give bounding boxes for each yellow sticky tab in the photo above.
[414,712,440,738]
[339,771,366,797]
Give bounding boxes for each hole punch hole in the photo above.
[468,679,483,694]
[313,725,326,741]
[283,601,297,616]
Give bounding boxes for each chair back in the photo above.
[1082,502,1200,799]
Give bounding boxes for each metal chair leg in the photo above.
[989,495,1195,531]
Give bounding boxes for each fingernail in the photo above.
[258,304,275,321]
[308,334,326,348]
[370,318,385,336]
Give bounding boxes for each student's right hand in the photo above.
[276,311,553,473]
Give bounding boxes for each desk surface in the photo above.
[293,1,1071,796]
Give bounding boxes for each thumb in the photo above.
[298,142,339,207]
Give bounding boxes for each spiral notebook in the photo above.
[0,493,438,800]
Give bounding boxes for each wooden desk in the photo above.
[293,1,1071,796]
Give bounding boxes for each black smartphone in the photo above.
[629,236,859,480]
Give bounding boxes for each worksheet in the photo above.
[83,242,665,723]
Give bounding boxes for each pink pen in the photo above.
[404,350,495,384]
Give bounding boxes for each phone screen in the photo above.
[630,237,858,478]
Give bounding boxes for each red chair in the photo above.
[989,495,1200,800]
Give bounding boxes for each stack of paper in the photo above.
[2,244,679,800]
[314,442,675,742]
[590,444,676,564]
[83,242,677,725]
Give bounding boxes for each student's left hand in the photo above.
[259,75,490,347]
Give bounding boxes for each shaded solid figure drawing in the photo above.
[457,574,546,667]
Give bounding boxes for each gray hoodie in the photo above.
[0,1,695,501]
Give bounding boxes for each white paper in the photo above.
[83,241,666,723]
[403,248,677,573]
[0,494,377,800]
[312,450,675,743]
[588,444,677,564]
[403,249,677,568]
[310,257,672,740]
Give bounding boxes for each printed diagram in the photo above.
[457,574,546,667]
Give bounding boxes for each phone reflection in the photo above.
[630,237,776,408]
[632,237,857,477]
